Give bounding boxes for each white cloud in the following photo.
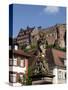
[44,6,60,14]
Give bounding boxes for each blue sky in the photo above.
[13,4,66,37]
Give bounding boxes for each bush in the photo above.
[30,44,37,49]
[46,44,54,48]
[54,47,66,52]
[21,44,27,50]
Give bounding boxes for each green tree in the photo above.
[26,67,32,85]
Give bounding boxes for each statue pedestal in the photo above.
[31,74,55,85]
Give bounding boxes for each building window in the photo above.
[9,45,11,50]
[19,74,23,81]
[62,72,66,80]
[58,71,62,79]
[9,59,13,66]
[20,60,25,67]
[13,58,17,66]
[14,45,18,50]
[65,72,66,80]
[9,73,16,83]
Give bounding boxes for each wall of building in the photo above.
[56,24,66,48]
[30,24,66,48]
[15,24,66,49]
[16,28,34,48]
[53,67,66,84]
[57,68,66,84]
[9,56,28,86]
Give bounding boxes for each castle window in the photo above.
[46,34,48,37]
[50,33,52,36]
[24,31,26,35]
[32,35,34,38]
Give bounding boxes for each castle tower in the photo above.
[56,24,66,48]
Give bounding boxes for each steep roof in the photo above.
[27,48,66,67]
[13,49,31,58]
[46,48,66,67]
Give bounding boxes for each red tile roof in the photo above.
[46,48,66,67]
[13,49,31,57]
[17,48,66,67]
